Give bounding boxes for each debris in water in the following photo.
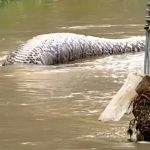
[99,73,150,141]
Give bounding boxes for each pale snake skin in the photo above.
[2,33,145,66]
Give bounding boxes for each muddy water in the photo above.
[0,0,149,150]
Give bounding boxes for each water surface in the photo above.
[0,0,148,150]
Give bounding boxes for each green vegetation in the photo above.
[0,0,15,7]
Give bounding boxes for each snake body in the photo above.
[2,33,145,66]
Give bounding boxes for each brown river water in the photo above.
[0,0,150,149]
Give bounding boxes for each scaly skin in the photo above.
[2,33,145,66]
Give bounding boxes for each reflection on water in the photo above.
[0,0,147,150]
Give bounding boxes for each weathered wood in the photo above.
[136,75,150,95]
[99,73,150,141]
[99,73,143,121]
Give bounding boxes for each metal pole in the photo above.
[144,0,150,74]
